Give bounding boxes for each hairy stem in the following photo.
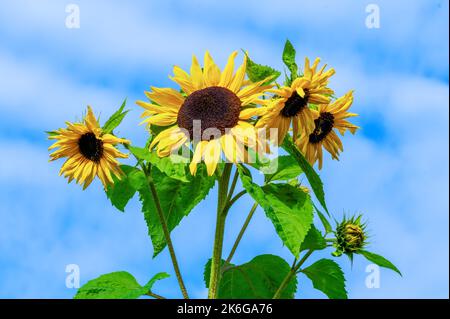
[226,202,258,263]
[272,249,314,299]
[208,163,232,299]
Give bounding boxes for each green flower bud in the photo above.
[333,215,367,257]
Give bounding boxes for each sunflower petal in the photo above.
[219,51,238,88]
[229,54,247,93]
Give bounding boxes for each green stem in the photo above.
[225,168,239,204]
[224,190,247,212]
[146,292,166,299]
[226,202,258,263]
[208,163,232,299]
[141,163,189,299]
[272,249,314,299]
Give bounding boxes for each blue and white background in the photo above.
[0,0,448,298]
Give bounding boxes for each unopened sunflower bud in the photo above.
[332,215,367,257]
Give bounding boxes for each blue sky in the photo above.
[0,0,448,298]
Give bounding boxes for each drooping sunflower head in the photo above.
[48,106,130,189]
[256,57,335,144]
[333,214,368,257]
[136,51,273,176]
[296,90,359,169]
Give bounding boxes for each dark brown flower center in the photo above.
[177,86,241,141]
[281,89,309,117]
[309,112,334,143]
[78,132,103,162]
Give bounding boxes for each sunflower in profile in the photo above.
[256,57,335,144]
[136,51,273,176]
[296,91,359,169]
[48,106,130,189]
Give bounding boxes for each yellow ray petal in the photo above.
[239,107,265,120]
[220,134,238,163]
[203,139,221,176]
[190,55,204,90]
[277,117,291,145]
[219,51,238,88]
[317,144,323,169]
[137,100,178,114]
[139,113,177,126]
[203,51,221,86]
[189,140,208,175]
[100,158,114,184]
[296,87,306,98]
[150,126,181,149]
[229,54,247,93]
[102,134,130,145]
[145,87,185,108]
[308,93,330,105]
[85,106,100,131]
[237,78,273,101]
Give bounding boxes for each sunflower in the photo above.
[256,57,335,144]
[48,106,130,189]
[296,91,359,169]
[136,51,273,176]
[333,214,368,257]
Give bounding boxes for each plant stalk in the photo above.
[208,163,232,299]
[142,164,190,299]
[226,202,258,263]
[146,292,166,299]
[272,249,314,299]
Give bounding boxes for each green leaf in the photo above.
[203,259,233,288]
[282,39,298,82]
[143,272,170,291]
[106,165,145,212]
[139,164,215,257]
[74,271,147,299]
[246,54,281,84]
[300,224,327,252]
[359,250,402,276]
[263,155,303,183]
[282,136,329,214]
[150,155,190,182]
[238,166,313,257]
[129,146,190,182]
[219,254,297,299]
[314,203,332,233]
[128,145,152,162]
[102,98,129,134]
[45,130,59,136]
[301,259,347,299]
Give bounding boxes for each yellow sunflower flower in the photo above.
[256,57,335,144]
[136,51,273,176]
[48,106,130,189]
[296,91,359,169]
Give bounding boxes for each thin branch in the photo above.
[146,292,166,299]
[226,202,258,263]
